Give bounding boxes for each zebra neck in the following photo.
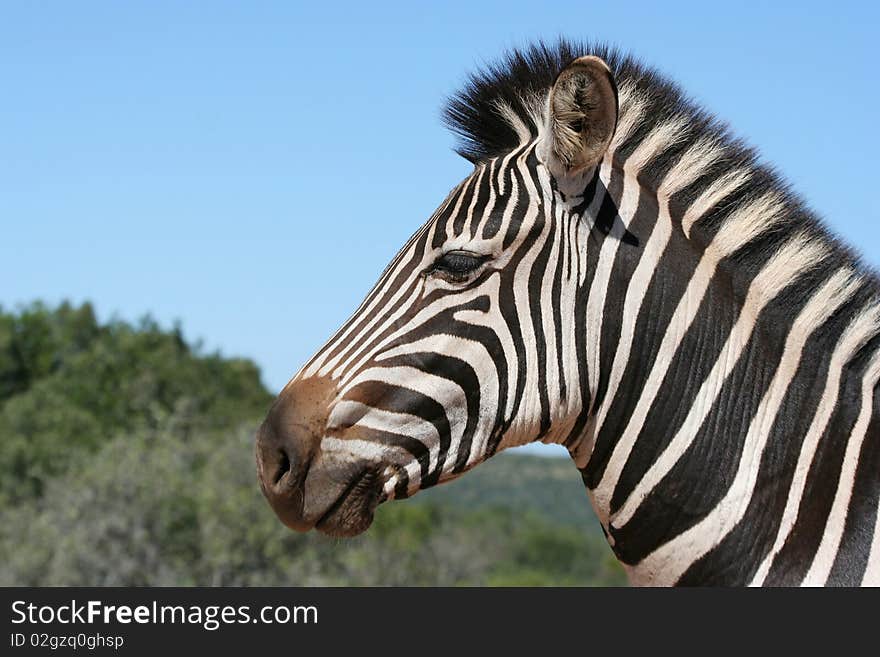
[568,164,880,586]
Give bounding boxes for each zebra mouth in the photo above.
[314,468,385,538]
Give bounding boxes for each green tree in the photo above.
[0,302,272,503]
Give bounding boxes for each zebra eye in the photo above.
[428,250,489,283]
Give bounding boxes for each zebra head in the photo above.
[256,53,620,536]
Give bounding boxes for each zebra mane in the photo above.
[443,39,880,333]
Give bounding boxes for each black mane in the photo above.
[442,39,880,345]
[446,41,599,162]
[442,41,763,214]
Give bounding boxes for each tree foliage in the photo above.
[0,301,625,586]
[0,301,271,503]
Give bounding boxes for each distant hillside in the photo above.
[414,451,603,534]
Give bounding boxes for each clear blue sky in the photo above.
[2,3,878,427]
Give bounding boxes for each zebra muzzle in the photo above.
[255,376,382,537]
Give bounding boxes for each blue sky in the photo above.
[2,2,878,457]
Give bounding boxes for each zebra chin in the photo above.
[304,466,387,539]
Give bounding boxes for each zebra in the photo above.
[255,40,880,586]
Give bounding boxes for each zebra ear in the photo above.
[541,56,619,180]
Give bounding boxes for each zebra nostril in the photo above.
[256,418,299,493]
[274,449,292,486]
[255,376,339,532]
[255,412,316,532]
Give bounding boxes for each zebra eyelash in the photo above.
[425,250,492,283]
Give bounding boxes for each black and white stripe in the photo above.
[261,41,880,586]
